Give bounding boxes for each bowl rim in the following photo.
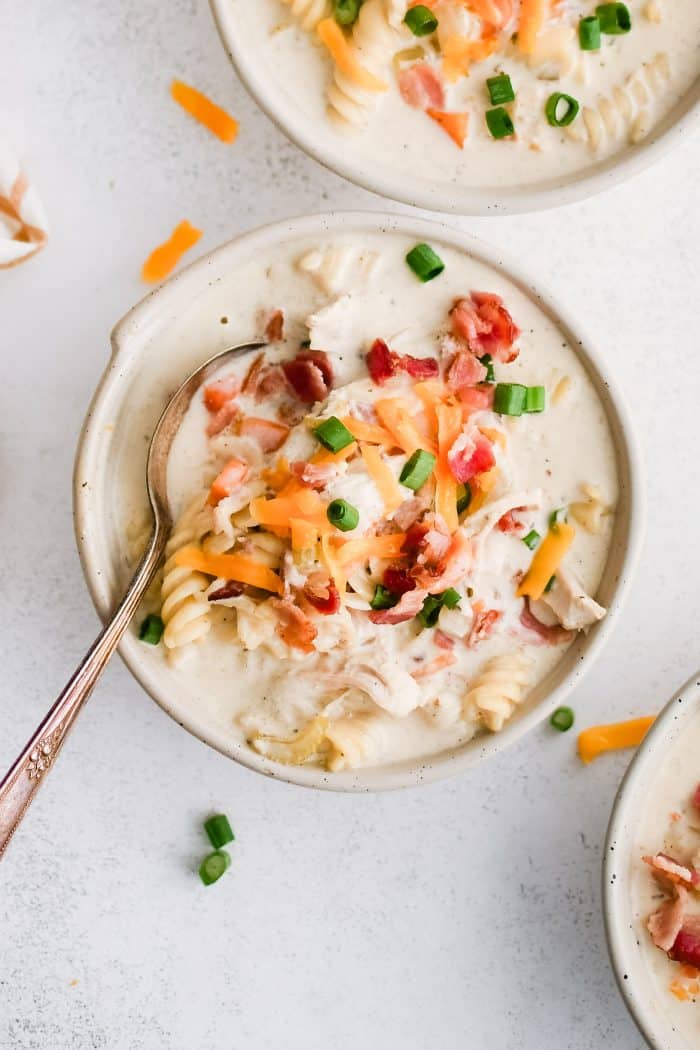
[209,0,700,217]
[73,208,645,791]
[603,672,700,1050]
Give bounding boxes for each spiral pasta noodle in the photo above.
[327,0,407,127]
[526,26,588,85]
[465,651,532,733]
[281,0,330,32]
[160,498,214,652]
[325,710,392,771]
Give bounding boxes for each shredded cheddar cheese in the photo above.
[174,546,283,594]
[578,716,656,764]
[517,522,575,600]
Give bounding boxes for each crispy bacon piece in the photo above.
[391,495,432,531]
[241,352,265,394]
[669,916,700,968]
[459,385,494,413]
[644,853,700,891]
[366,338,438,385]
[206,400,241,437]
[413,530,473,592]
[369,587,427,625]
[446,351,487,392]
[412,651,458,678]
[203,375,239,413]
[497,510,524,533]
[271,598,317,653]
[519,601,575,646]
[647,888,688,953]
[451,292,520,362]
[282,350,333,403]
[402,517,451,582]
[303,573,341,615]
[468,607,502,647]
[291,460,338,489]
[208,580,245,602]
[264,309,285,343]
[383,567,417,596]
[434,629,455,650]
[447,428,496,483]
[398,62,446,111]
[239,416,290,452]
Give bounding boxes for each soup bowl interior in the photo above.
[74,211,643,791]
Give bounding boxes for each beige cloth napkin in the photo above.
[0,140,49,268]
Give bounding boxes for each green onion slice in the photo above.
[406,243,445,282]
[550,706,575,732]
[314,415,355,453]
[578,15,601,50]
[400,449,437,490]
[525,385,546,413]
[327,498,360,532]
[485,106,515,140]
[493,382,527,416]
[139,614,164,645]
[522,529,540,550]
[418,588,461,628]
[486,72,515,105]
[199,850,231,886]
[403,4,438,35]
[456,483,472,515]
[596,2,631,33]
[545,92,580,127]
[333,0,361,25]
[204,814,235,849]
[442,588,461,609]
[370,584,398,611]
[544,575,556,593]
[549,507,567,528]
[480,353,495,383]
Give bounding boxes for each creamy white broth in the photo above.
[115,230,619,772]
[629,716,700,1044]
[234,0,700,193]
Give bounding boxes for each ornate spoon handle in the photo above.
[0,530,165,858]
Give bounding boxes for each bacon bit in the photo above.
[519,600,575,646]
[241,352,265,394]
[366,338,439,385]
[412,651,458,678]
[670,916,700,969]
[694,783,700,812]
[369,587,427,625]
[239,417,290,452]
[447,428,496,483]
[467,607,502,647]
[648,888,688,952]
[170,80,239,143]
[207,456,248,505]
[467,0,513,28]
[383,567,417,595]
[208,580,244,601]
[141,220,202,284]
[303,572,341,615]
[447,351,487,391]
[391,495,432,531]
[402,518,451,577]
[271,598,317,653]
[450,292,520,362]
[670,811,683,823]
[416,530,473,592]
[282,350,333,403]
[291,460,338,489]
[434,629,455,650]
[681,964,700,980]
[398,63,446,110]
[204,375,239,413]
[497,510,523,533]
[264,309,285,343]
[206,400,240,437]
[459,385,494,413]
[644,853,700,892]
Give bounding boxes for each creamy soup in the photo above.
[129,231,617,773]
[232,0,700,192]
[630,717,700,1044]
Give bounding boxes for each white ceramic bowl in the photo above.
[210,0,700,216]
[604,673,700,1050]
[74,210,643,791]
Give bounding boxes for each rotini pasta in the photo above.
[526,26,588,85]
[325,710,391,771]
[160,498,214,652]
[465,651,532,733]
[250,715,329,764]
[569,483,610,535]
[280,0,330,32]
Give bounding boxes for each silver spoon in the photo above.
[0,340,264,859]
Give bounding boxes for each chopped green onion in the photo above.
[485,106,515,139]
[333,0,361,25]
[486,72,515,105]
[550,706,575,732]
[578,15,601,50]
[522,529,540,550]
[549,507,567,528]
[204,814,235,849]
[456,483,472,514]
[596,2,631,33]
[314,415,355,453]
[327,498,359,532]
[403,4,438,35]
[545,92,580,128]
[370,584,398,611]
[199,850,231,886]
[400,449,436,490]
[493,382,527,416]
[139,614,164,645]
[406,243,445,282]
[480,354,495,383]
[442,588,461,609]
[544,575,556,593]
[525,385,546,413]
[418,595,443,628]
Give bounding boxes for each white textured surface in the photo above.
[0,3,698,1048]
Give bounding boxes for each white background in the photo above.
[1,3,699,1048]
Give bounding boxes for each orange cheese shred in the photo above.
[516,522,575,600]
[170,80,239,143]
[427,109,469,149]
[578,717,656,764]
[517,0,548,54]
[360,444,404,513]
[335,533,408,567]
[317,19,389,92]
[290,518,318,551]
[375,398,437,456]
[141,220,202,283]
[442,33,500,82]
[340,416,395,447]
[174,546,282,594]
